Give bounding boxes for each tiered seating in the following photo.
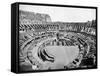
[19,10,96,70]
[19,20,96,70]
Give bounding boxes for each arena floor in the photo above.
[31,44,79,70]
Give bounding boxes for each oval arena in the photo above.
[19,10,96,71]
[19,22,96,71]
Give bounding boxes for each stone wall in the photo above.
[19,10,51,24]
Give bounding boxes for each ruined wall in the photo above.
[19,10,51,24]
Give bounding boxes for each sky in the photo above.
[19,5,96,22]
